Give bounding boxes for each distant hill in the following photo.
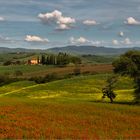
[0,46,140,55]
[0,47,44,53]
[81,54,117,64]
[47,46,140,55]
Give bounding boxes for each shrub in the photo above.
[3,61,12,66]
[0,75,19,86]
[82,71,90,75]
[44,73,58,82]
[14,70,23,77]
[29,73,58,84]
[73,66,81,76]
[29,76,46,84]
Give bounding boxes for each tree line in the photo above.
[40,52,81,66]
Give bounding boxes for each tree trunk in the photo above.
[110,97,113,103]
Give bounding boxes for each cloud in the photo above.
[57,16,75,25]
[83,20,98,25]
[25,35,49,43]
[112,38,132,46]
[56,24,70,30]
[119,31,124,37]
[38,10,75,30]
[125,17,140,25]
[69,37,102,46]
[0,17,5,21]
[38,10,62,23]
[70,37,90,44]
[123,38,132,45]
[76,37,89,44]
[91,41,101,46]
[112,39,119,45]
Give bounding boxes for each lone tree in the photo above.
[102,75,117,103]
[112,50,140,103]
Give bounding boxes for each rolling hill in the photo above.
[0,46,140,55]
[47,46,140,55]
[0,74,139,139]
[0,47,44,53]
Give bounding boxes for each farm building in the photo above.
[28,58,40,65]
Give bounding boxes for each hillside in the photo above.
[0,47,44,53]
[1,46,140,55]
[0,74,134,103]
[0,74,139,139]
[48,46,140,55]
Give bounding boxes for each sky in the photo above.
[0,0,140,49]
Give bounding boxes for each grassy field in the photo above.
[81,55,117,64]
[0,74,134,103]
[0,74,139,139]
[0,65,53,75]
[0,64,113,78]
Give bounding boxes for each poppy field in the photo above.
[0,74,140,139]
[0,98,140,139]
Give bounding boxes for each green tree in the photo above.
[102,76,117,103]
[41,55,46,65]
[112,50,140,102]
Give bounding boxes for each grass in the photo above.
[0,64,113,78]
[81,54,117,64]
[0,74,139,139]
[0,81,36,96]
[0,65,53,75]
[1,74,134,103]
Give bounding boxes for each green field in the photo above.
[0,64,113,79]
[0,65,53,74]
[0,74,139,139]
[0,74,135,103]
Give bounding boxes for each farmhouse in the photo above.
[28,58,40,65]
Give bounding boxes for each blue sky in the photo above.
[0,0,140,49]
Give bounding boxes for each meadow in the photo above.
[0,64,113,78]
[0,73,140,139]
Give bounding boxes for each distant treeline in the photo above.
[40,52,81,66]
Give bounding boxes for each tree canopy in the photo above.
[102,75,117,103]
[112,50,140,102]
[113,50,140,77]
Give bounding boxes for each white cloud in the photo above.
[123,38,132,45]
[0,17,5,21]
[77,37,89,44]
[57,16,75,25]
[70,37,90,44]
[83,20,98,25]
[125,17,140,25]
[112,39,119,45]
[119,31,124,37]
[38,10,62,23]
[70,37,75,44]
[70,37,102,46]
[38,10,75,30]
[112,38,132,46]
[56,24,70,30]
[25,35,49,43]
[91,41,101,46]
